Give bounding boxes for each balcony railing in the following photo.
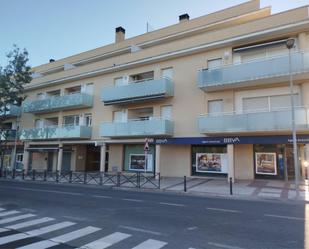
[197,51,309,91]
[100,118,174,137]
[23,93,93,113]
[101,78,174,105]
[0,105,21,117]
[20,126,92,140]
[0,130,17,141]
[198,107,309,134]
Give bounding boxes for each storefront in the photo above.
[123,144,155,173]
[155,135,309,180]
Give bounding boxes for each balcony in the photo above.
[0,130,17,141]
[197,51,309,92]
[101,78,174,105]
[20,126,92,140]
[0,105,21,118]
[100,118,174,137]
[198,107,309,134]
[23,93,93,114]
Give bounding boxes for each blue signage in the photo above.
[154,135,309,145]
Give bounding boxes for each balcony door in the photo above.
[63,115,80,127]
[208,100,223,116]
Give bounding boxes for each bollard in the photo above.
[22,169,25,180]
[12,169,16,179]
[44,170,47,181]
[84,172,87,184]
[229,177,233,195]
[99,172,103,185]
[158,173,161,189]
[184,176,187,192]
[117,172,121,187]
[69,171,73,183]
[32,170,36,181]
[56,170,59,183]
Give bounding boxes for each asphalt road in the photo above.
[0,180,306,249]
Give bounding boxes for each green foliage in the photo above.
[0,45,32,114]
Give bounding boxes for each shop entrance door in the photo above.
[62,152,71,172]
[285,145,302,180]
[47,152,53,172]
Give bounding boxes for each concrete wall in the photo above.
[234,144,254,180]
[160,145,191,177]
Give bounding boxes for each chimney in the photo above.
[115,26,125,43]
[179,13,190,23]
[49,59,55,63]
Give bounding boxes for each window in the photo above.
[161,105,172,119]
[243,94,300,113]
[46,90,61,98]
[208,100,223,115]
[113,111,126,122]
[84,113,92,127]
[45,117,58,127]
[114,77,125,87]
[35,119,44,128]
[83,83,94,94]
[207,59,222,70]
[161,68,173,80]
[130,71,154,83]
[65,86,81,95]
[37,93,45,100]
[63,115,80,126]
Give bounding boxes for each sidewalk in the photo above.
[159,177,309,201]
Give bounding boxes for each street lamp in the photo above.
[286,38,300,196]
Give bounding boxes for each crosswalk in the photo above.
[0,206,184,249]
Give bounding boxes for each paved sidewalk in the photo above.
[159,177,309,201]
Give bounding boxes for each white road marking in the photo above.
[119,225,162,236]
[0,208,6,212]
[131,239,167,249]
[122,198,143,202]
[206,208,241,213]
[0,210,20,217]
[0,213,36,225]
[264,214,304,221]
[78,232,131,249]
[6,217,55,230]
[92,195,112,199]
[0,228,8,233]
[17,226,101,249]
[26,221,76,236]
[0,221,75,245]
[159,202,185,207]
[208,242,246,249]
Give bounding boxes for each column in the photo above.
[57,143,63,172]
[100,143,107,172]
[155,145,161,178]
[227,144,235,183]
[22,144,30,172]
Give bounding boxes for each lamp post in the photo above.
[286,38,299,197]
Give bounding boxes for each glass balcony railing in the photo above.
[23,93,93,113]
[100,118,174,137]
[198,107,309,134]
[0,105,21,117]
[0,130,17,141]
[197,51,309,91]
[101,78,174,105]
[20,126,92,140]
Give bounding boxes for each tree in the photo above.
[0,45,32,173]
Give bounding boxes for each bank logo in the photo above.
[224,137,240,144]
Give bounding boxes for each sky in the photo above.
[1,0,309,67]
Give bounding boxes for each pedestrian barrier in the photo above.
[0,169,161,189]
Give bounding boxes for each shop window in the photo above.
[192,145,227,177]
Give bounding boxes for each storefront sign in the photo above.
[255,152,277,175]
[196,153,228,174]
[155,135,309,145]
[129,154,153,171]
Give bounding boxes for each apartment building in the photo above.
[5,0,309,182]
